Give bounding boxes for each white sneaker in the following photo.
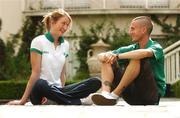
[80,94,93,105]
[91,92,117,105]
[101,91,115,99]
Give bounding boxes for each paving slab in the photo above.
[0,98,180,118]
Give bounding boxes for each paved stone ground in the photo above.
[0,98,180,118]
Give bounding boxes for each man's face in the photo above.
[129,20,144,42]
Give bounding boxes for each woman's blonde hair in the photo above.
[42,9,72,31]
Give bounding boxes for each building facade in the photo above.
[0,0,179,80]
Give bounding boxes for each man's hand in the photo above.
[97,52,118,64]
[105,53,117,64]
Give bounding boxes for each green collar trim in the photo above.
[135,38,152,49]
[145,38,153,48]
[45,32,64,44]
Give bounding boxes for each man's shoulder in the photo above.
[121,43,137,50]
[113,43,137,53]
[149,40,163,49]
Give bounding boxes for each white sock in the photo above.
[110,92,119,99]
[101,91,110,96]
[101,91,114,99]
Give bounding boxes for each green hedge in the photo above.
[172,80,180,98]
[0,79,81,99]
[1,79,180,99]
[0,80,27,99]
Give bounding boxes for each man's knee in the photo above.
[128,59,140,66]
[128,59,152,73]
[127,59,141,74]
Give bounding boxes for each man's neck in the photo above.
[139,36,149,49]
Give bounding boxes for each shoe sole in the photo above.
[91,94,116,105]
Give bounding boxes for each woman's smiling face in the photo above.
[51,16,71,36]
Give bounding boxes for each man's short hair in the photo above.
[133,16,153,35]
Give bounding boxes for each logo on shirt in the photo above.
[64,52,68,57]
[42,51,49,54]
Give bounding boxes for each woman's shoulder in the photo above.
[31,35,46,43]
[64,39,69,44]
[33,35,45,41]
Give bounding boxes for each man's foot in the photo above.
[91,93,117,105]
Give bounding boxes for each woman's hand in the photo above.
[7,100,24,105]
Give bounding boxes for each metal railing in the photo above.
[164,40,180,84]
[24,0,179,11]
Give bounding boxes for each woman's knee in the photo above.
[32,79,48,92]
[88,77,102,90]
[33,79,44,88]
[30,79,46,105]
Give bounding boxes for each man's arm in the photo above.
[99,49,154,64]
[116,49,154,60]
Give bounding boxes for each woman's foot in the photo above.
[41,97,58,105]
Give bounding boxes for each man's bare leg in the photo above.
[91,62,116,105]
[92,59,140,105]
[101,62,114,92]
[112,59,140,96]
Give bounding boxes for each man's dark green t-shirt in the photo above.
[112,39,166,96]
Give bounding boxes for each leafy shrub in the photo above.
[172,80,180,98]
[0,80,27,99]
[73,20,131,80]
[0,38,6,80]
[0,18,7,80]
[2,16,44,80]
[151,15,180,47]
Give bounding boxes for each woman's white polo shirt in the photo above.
[30,32,69,87]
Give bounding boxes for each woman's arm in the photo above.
[7,52,41,105]
[60,62,66,87]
